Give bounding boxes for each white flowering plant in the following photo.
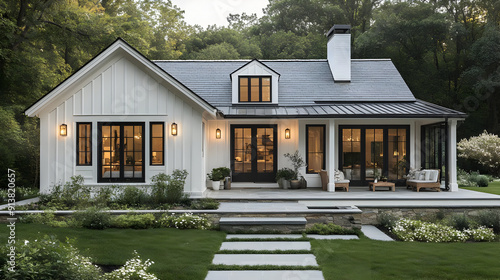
[457,131,500,176]
[103,250,158,280]
[0,235,100,280]
[391,218,496,242]
[161,212,211,230]
[0,236,160,280]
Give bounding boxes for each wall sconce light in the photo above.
[285,128,291,139]
[171,122,177,136]
[216,128,221,139]
[393,150,399,157]
[60,124,67,136]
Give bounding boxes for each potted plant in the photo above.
[217,167,231,190]
[276,168,295,189]
[207,168,224,190]
[373,167,380,183]
[284,151,307,189]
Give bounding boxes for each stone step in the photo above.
[226,234,304,240]
[205,270,324,280]
[220,217,307,233]
[220,241,311,251]
[219,217,307,225]
[212,254,318,266]
[226,234,359,240]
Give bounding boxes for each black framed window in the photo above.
[76,123,92,166]
[150,122,164,165]
[98,122,145,183]
[306,125,325,174]
[239,76,271,102]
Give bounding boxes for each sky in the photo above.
[170,0,269,27]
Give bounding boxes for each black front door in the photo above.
[231,125,277,182]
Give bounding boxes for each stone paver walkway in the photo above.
[206,234,324,280]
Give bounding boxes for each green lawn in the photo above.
[313,237,500,280]
[461,181,500,195]
[0,224,225,280]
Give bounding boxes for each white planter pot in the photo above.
[211,180,220,191]
[282,179,291,189]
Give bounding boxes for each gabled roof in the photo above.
[229,58,281,79]
[155,59,417,107]
[25,38,217,117]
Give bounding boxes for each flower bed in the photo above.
[391,218,496,242]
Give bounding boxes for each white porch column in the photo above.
[327,119,336,192]
[448,119,458,191]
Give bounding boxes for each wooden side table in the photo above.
[369,181,395,192]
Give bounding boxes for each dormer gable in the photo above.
[230,59,280,104]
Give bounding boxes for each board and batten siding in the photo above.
[38,56,205,196]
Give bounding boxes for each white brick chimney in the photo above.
[326,25,351,82]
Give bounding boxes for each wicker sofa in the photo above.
[406,169,441,192]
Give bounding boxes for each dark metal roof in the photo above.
[154,59,417,107]
[217,100,467,119]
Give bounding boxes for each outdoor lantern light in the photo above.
[60,124,67,136]
[285,128,291,139]
[216,128,221,139]
[171,122,177,136]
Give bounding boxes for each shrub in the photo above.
[151,173,169,205]
[18,211,56,224]
[39,175,91,209]
[73,207,112,229]
[161,213,210,230]
[476,175,489,187]
[166,169,189,204]
[117,186,147,207]
[476,210,500,234]
[458,131,500,176]
[95,186,116,207]
[112,213,157,229]
[377,213,398,229]
[305,223,359,235]
[0,236,100,280]
[102,250,158,280]
[448,214,474,231]
[190,198,220,209]
[151,170,189,205]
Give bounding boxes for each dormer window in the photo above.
[231,59,280,105]
[239,76,271,102]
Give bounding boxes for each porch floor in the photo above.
[204,187,500,208]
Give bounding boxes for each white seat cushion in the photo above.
[335,180,350,184]
[408,179,436,183]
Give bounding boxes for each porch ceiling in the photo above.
[217,99,466,119]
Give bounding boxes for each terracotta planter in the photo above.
[290,179,301,189]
